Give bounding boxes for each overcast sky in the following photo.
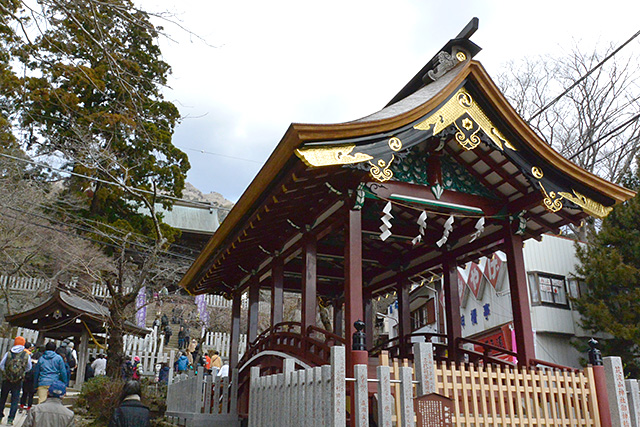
[143,0,640,203]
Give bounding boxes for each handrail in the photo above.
[529,358,580,372]
[307,325,347,345]
[457,336,518,358]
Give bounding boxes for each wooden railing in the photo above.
[239,322,346,368]
[370,331,447,359]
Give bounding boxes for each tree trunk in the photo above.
[106,303,125,378]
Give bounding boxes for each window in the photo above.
[411,298,436,330]
[527,272,569,308]
[567,278,587,299]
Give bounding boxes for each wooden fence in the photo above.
[166,368,240,426]
[248,343,602,427]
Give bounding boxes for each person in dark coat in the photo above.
[157,363,170,385]
[85,356,96,381]
[108,380,150,427]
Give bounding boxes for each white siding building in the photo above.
[386,234,590,368]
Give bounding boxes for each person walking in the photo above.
[131,357,143,380]
[177,327,185,350]
[209,350,222,369]
[91,354,107,376]
[0,336,32,425]
[108,380,150,427]
[163,325,172,347]
[174,352,188,374]
[20,342,36,411]
[85,356,95,382]
[34,342,68,404]
[23,380,74,427]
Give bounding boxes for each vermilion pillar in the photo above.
[301,234,317,333]
[503,225,535,365]
[333,300,344,338]
[364,293,374,351]
[271,256,284,327]
[344,208,364,368]
[229,291,242,369]
[442,255,462,362]
[396,282,411,357]
[247,279,260,349]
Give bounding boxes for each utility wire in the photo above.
[176,145,263,164]
[528,28,640,122]
[1,204,197,262]
[0,151,232,211]
[567,111,640,161]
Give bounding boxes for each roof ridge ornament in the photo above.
[425,48,468,83]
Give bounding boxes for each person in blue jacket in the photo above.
[33,342,67,404]
[174,352,188,374]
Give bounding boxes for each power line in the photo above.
[0,151,232,211]
[0,204,197,262]
[176,145,263,164]
[528,28,640,122]
[567,111,640,161]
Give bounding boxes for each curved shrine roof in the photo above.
[179,44,635,298]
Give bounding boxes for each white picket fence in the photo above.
[1,275,52,292]
[166,367,239,425]
[201,332,246,360]
[203,294,248,309]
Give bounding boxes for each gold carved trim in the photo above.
[414,87,517,151]
[540,182,563,213]
[388,137,402,151]
[558,190,614,219]
[531,166,544,179]
[369,155,395,182]
[295,145,373,167]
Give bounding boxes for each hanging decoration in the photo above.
[469,217,485,242]
[412,211,428,246]
[379,201,393,241]
[436,215,454,247]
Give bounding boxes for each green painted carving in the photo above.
[390,149,497,199]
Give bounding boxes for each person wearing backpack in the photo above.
[33,342,68,405]
[0,336,32,425]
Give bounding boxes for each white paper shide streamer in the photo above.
[436,215,454,247]
[412,211,428,246]
[469,217,485,242]
[379,201,393,241]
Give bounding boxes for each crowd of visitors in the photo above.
[0,335,153,426]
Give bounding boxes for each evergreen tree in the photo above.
[19,0,189,242]
[574,175,640,376]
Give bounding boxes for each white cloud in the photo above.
[141,0,640,202]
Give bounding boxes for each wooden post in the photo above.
[503,225,536,365]
[396,282,411,358]
[229,291,242,369]
[301,233,317,333]
[75,330,90,386]
[248,279,260,349]
[271,256,284,327]
[364,294,374,351]
[345,208,364,368]
[333,300,343,338]
[442,255,462,362]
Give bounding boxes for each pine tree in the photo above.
[574,175,640,376]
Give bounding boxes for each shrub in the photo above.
[75,376,125,425]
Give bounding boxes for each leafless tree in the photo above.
[497,44,640,185]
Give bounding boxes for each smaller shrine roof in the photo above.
[5,288,149,339]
